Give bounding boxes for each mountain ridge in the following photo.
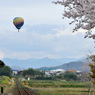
[38,61,89,71]
[1,57,88,71]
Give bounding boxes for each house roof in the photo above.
[67,69,76,72]
[12,69,18,71]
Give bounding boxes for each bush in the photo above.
[0,66,12,77]
[64,72,77,81]
[36,76,54,80]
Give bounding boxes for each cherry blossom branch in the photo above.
[53,0,95,39]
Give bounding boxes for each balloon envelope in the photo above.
[13,17,24,30]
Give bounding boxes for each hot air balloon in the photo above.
[13,17,24,32]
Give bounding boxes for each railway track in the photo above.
[15,78,32,95]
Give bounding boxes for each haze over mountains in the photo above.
[39,61,89,71]
[2,57,89,71]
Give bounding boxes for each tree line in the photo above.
[0,65,12,77]
[22,68,90,81]
[0,65,90,81]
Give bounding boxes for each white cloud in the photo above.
[0,1,64,25]
[54,28,75,37]
[0,24,94,60]
[5,51,62,59]
[0,0,94,60]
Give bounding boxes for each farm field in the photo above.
[0,76,94,95]
[23,79,94,95]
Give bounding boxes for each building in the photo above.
[45,69,65,76]
[12,69,18,75]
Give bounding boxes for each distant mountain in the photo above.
[39,61,90,71]
[2,57,77,70]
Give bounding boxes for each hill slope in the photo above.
[2,57,89,71]
[39,61,89,71]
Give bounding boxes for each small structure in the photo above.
[45,69,65,76]
[17,70,23,75]
[67,69,76,72]
[12,69,18,75]
[28,77,30,80]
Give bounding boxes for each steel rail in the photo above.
[15,78,32,95]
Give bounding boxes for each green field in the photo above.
[24,80,94,95]
[0,76,93,95]
[0,76,11,93]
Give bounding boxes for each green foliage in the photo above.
[23,68,45,77]
[35,70,45,76]
[38,88,90,95]
[25,80,90,88]
[0,76,10,85]
[64,72,77,81]
[0,66,12,77]
[23,68,35,76]
[89,56,95,82]
[2,76,10,81]
[36,75,64,80]
[36,76,54,80]
[23,80,91,95]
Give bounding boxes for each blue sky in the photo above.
[0,0,94,60]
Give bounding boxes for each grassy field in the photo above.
[0,76,93,95]
[23,80,94,95]
[0,76,11,93]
